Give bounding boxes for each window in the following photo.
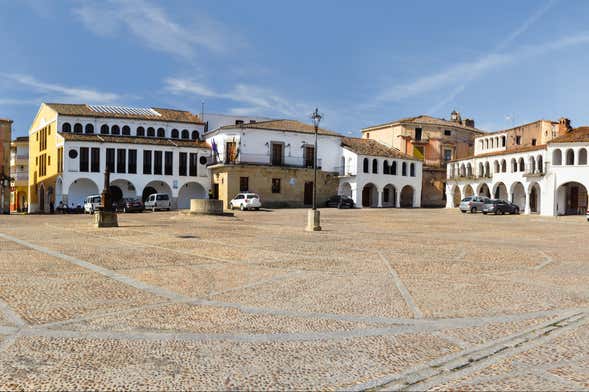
[48,155,51,166]
[372,159,378,174]
[143,150,152,174]
[154,150,163,175]
[62,123,71,133]
[80,147,89,172]
[57,147,63,173]
[272,178,281,193]
[402,162,407,176]
[189,153,198,176]
[100,124,109,134]
[137,127,145,137]
[39,154,47,176]
[164,151,173,175]
[271,143,284,166]
[106,148,115,172]
[516,135,521,145]
[532,138,537,146]
[74,123,83,133]
[444,130,452,136]
[91,148,100,172]
[147,127,155,137]
[111,125,120,135]
[444,149,453,161]
[122,125,131,136]
[383,161,389,174]
[171,129,179,139]
[363,158,369,173]
[240,177,248,192]
[415,127,422,140]
[191,130,199,140]
[69,149,78,159]
[410,163,415,177]
[181,129,189,139]
[128,149,137,174]
[179,152,187,176]
[391,161,397,175]
[155,128,164,138]
[117,149,126,173]
[304,145,314,168]
[366,132,370,139]
[85,124,94,134]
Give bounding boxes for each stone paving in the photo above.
[0,208,587,390]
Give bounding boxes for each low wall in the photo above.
[189,199,224,215]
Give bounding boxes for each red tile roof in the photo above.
[60,132,210,149]
[342,137,418,160]
[548,127,589,143]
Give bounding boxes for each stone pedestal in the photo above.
[190,199,224,215]
[94,210,118,228]
[305,209,321,232]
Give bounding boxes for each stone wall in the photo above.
[211,164,339,208]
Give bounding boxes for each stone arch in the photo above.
[477,183,491,198]
[382,184,397,207]
[464,184,474,198]
[510,182,526,210]
[552,149,562,165]
[579,148,587,165]
[110,179,138,206]
[451,185,461,207]
[400,185,414,208]
[68,178,99,208]
[566,149,575,165]
[177,182,207,209]
[556,181,588,215]
[528,182,541,213]
[361,183,378,208]
[339,182,352,197]
[142,181,172,203]
[493,182,508,200]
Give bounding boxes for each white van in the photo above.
[84,195,102,214]
[144,193,171,211]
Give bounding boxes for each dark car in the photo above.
[482,199,520,215]
[326,195,355,209]
[115,197,144,213]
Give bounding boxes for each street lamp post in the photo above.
[306,108,322,232]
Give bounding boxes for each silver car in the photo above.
[459,196,490,213]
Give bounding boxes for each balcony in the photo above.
[210,152,322,169]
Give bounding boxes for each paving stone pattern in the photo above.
[0,209,587,390]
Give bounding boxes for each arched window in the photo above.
[478,163,484,177]
[410,163,415,177]
[181,129,189,139]
[383,161,389,174]
[485,162,490,177]
[537,155,543,172]
[122,125,131,136]
[467,163,472,176]
[479,140,484,150]
[171,129,179,139]
[501,159,507,173]
[529,157,536,174]
[460,164,466,177]
[490,138,494,148]
[372,159,378,174]
[566,149,575,165]
[495,137,499,147]
[85,124,94,134]
[363,158,369,173]
[391,161,397,175]
[147,127,155,137]
[136,126,145,137]
[494,160,500,173]
[191,130,199,140]
[579,148,587,165]
[501,136,506,147]
[111,125,120,135]
[402,162,407,176]
[157,127,165,138]
[62,122,71,133]
[511,158,517,173]
[100,124,109,135]
[552,149,562,165]
[73,123,83,133]
[485,139,489,149]
[518,157,525,172]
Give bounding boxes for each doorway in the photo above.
[271,143,284,166]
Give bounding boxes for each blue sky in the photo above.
[2,0,589,137]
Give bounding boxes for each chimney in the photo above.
[464,118,475,128]
[558,117,572,135]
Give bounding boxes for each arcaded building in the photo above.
[362,111,483,207]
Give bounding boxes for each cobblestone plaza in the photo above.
[0,209,587,390]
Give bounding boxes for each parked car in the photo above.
[83,195,102,214]
[229,192,262,211]
[115,197,144,213]
[144,193,171,211]
[482,199,520,215]
[459,196,491,213]
[326,195,355,209]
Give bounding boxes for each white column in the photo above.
[395,190,401,208]
[377,190,382,208]
[524,191,531,214]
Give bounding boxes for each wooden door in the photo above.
[272,143,283,166]
[304,182,313,205]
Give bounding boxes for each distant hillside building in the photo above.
[10,136,29,212]
[362,111,483,207]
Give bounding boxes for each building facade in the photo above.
[338,137,422,208]
[10,136,28,212]
[205,120,342,208]
[0,118,12,214]
[445,118,588,217]
[28,103,210,213]
[362,111,483,207]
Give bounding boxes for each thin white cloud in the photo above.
[74,0,237,58]
[164,78,307,118]
[0,73,121,103]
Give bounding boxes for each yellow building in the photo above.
[0,118,13,214]
[10,136,29,212]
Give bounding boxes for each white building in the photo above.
[28,103,210,212]
[202,113,273,133]
[339,137,422,208]
[446,122,589,216]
